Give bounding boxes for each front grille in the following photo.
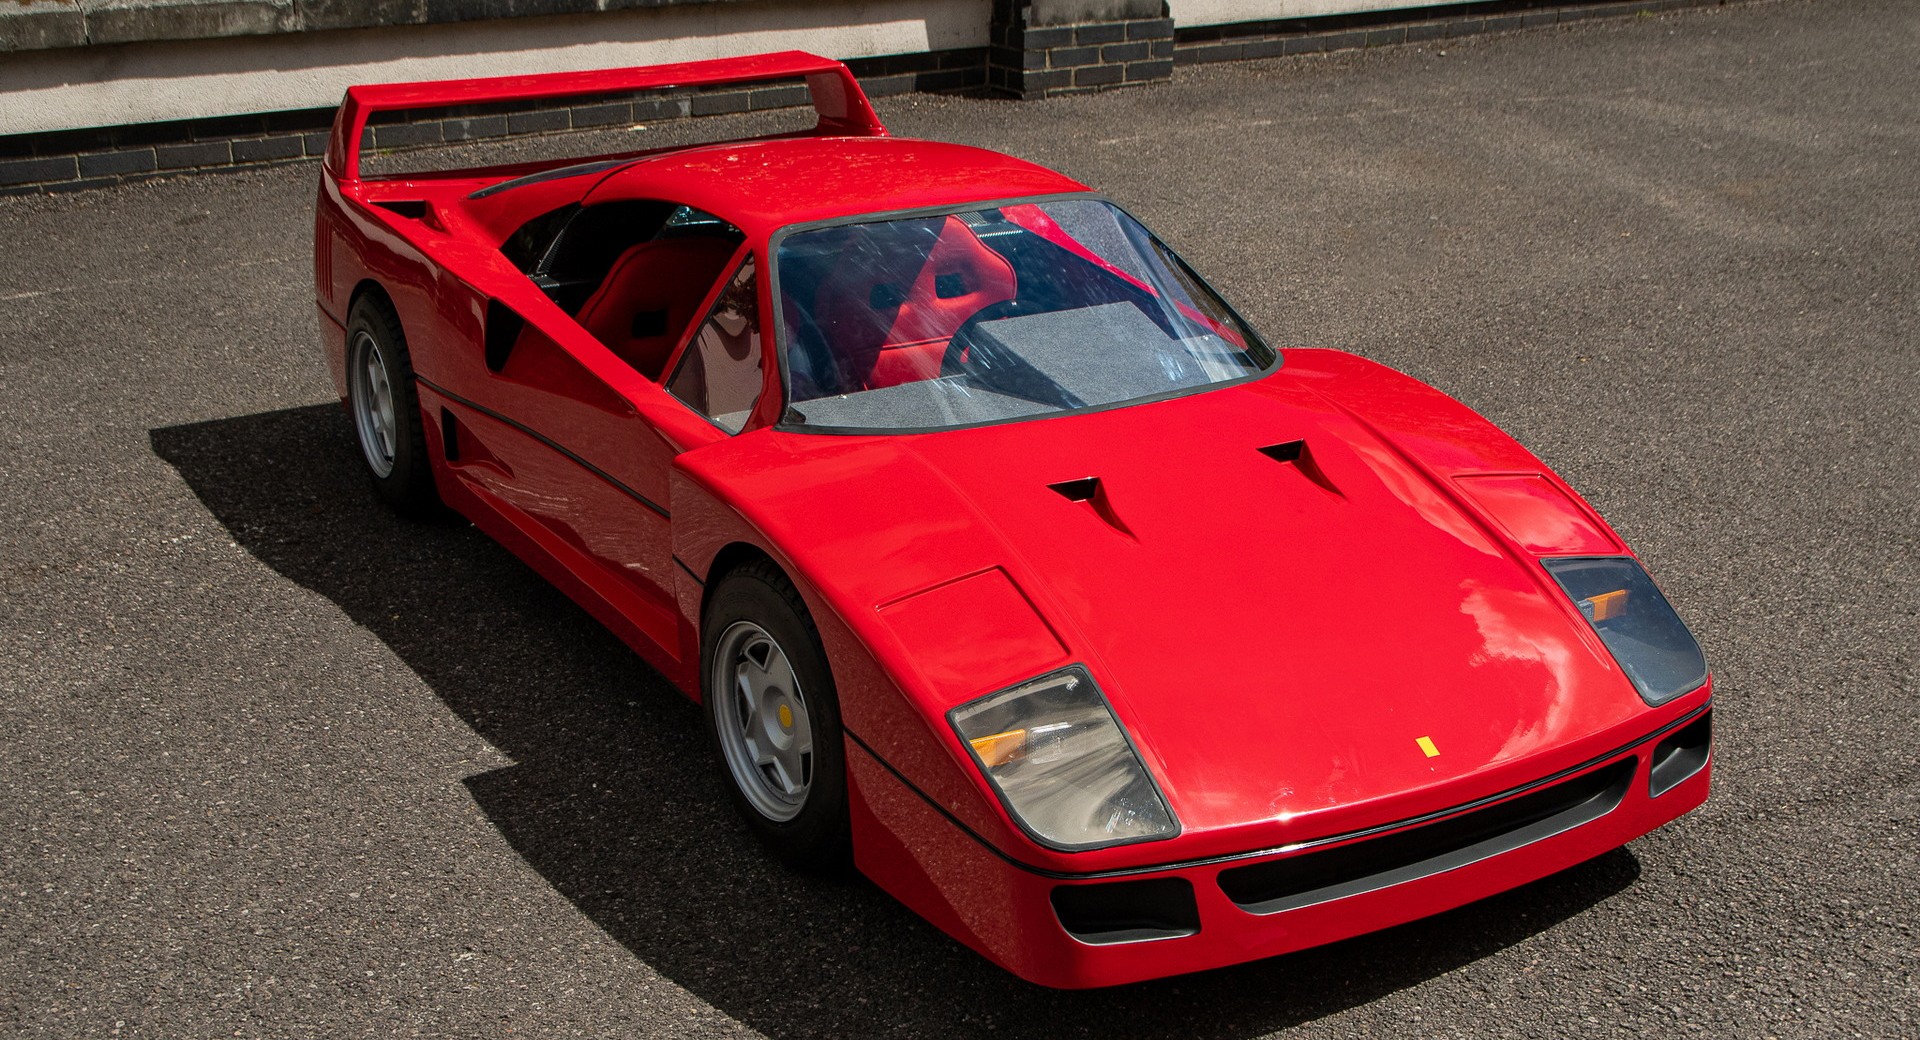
[1218,757,1635,915]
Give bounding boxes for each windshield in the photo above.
[775,198,1276,431]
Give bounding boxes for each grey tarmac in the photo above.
[1,0,1914,1036]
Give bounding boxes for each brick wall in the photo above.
[988,5,1177,99]
[0,48,986,197]
[0,0,1745,196]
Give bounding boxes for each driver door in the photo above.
[436,238,758,672]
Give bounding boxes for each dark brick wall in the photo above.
[0,48,985,197]
[0,1,1750,196]
[0,107,338,196]
[988,0,1175,100]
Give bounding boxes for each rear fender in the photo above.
[317,175,449,396]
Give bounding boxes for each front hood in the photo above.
[872,375,1655,841]
[684,364,1667,852]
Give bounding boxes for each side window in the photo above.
[666,258,763,433]
[523,200,676,313]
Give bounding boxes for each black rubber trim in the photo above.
[416,375,670,519]
[468,157,631,200]
[673,555,706,587]
[845,699,1710,882]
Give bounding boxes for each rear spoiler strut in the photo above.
[324,50,886,183]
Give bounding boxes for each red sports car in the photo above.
[313,52,1712,988]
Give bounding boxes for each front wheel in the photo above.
[702,560,850,871]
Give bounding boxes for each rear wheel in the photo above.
[345,294,441,518]
[702,560,850,870]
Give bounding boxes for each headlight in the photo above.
[949,666,1179,851]
[1543,556,1708,705]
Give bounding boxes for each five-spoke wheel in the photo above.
[711,620,815,822]
[343,294,441,517]
[349,328,399,479]
[702,560,849,869]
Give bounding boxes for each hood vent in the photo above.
[1259,439,1343,498]
[1258,439,1304,463]
[1048,476,1100,502]
[1047,476,1135,540]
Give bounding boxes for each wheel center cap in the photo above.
[777,703,794,730]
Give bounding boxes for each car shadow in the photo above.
[151,403,1644,1039]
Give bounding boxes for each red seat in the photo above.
[577,237,739,379]
[810,216,1016,390]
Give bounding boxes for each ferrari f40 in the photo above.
[313,53,1713,988]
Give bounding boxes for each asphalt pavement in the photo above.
[2,0,1915,1035]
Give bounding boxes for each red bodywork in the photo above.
[314,53,1711,988]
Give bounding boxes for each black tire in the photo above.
[344,293,443,518]
[701,559,851,871]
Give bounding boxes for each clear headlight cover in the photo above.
[1544,556,1709,705]
[949,666,1178,851]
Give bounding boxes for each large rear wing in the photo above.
[324,50,886,183]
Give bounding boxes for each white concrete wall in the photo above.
[1169,0,1467,26]
[0,0,988,135]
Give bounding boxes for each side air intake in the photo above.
[484,300,525,373]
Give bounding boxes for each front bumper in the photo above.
[848,705,1712,989]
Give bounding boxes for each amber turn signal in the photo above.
[969,729,1027,768]
[1585,588,1628,621]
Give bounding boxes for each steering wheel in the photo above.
[781,306,858,400]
